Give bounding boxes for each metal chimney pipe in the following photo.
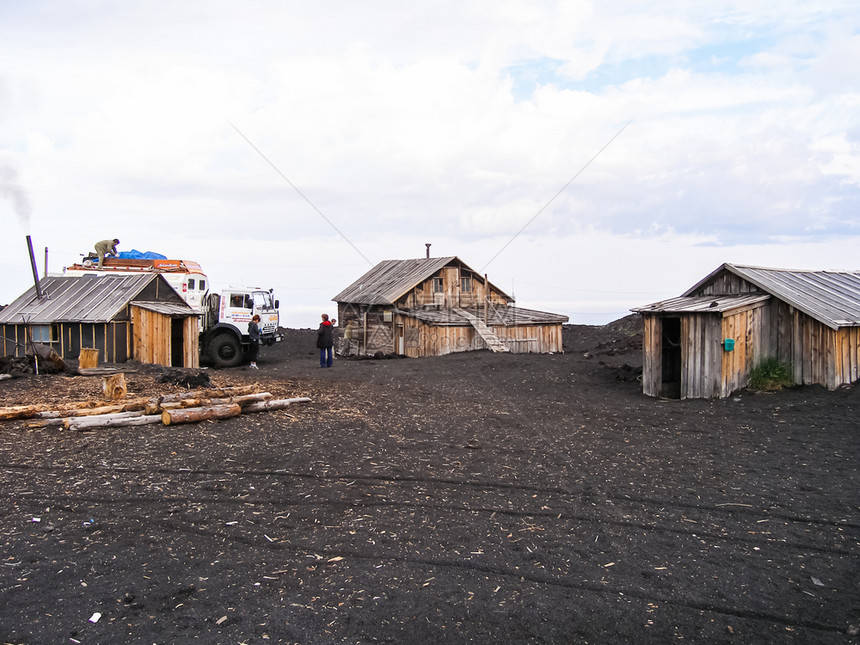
[425,243,431,259]
[26,235,43,299]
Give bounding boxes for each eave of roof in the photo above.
[631,293,771,315]
[131,301,197,316]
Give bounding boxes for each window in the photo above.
[31,325,52,342]
[187,278,195,290]
[460,276,472,292]
[432,277,444,292]
[199,280,206,291]
[230,294,245,308]
[253,291,273,310]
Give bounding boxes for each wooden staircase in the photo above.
[454,308,510,353]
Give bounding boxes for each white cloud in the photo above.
[1,1,859,326]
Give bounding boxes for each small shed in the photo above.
[0,274,199,367]
[633,263,860,398]
[333,256,568,357]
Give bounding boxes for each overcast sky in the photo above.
[2,1,858,327]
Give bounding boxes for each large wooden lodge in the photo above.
[633,263,860,399]
[333,256,568,357]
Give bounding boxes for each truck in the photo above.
[200,287,284,367]
[64,254,284,367]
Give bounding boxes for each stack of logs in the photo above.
[0,384,311,431]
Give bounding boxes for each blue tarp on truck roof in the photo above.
[117,250,168,260]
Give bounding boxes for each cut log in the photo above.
[78,348,99,369]
[242,397,312,413]
[29,343,67,371]
[0,405,45,421]
[102,373,127,401]
[161,403,242,426]
[26,418,65,428]
[78,367,124,376]
[63,410,149,430]
[156,385,261,403]
[148,392,273,414]
[67,413,162,431]
[37,401,148,419]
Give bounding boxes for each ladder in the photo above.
[454,308,510,353]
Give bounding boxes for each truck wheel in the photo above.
[209,334,243,368]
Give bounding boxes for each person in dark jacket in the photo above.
[248,314,261,369]
[317,314,334,368]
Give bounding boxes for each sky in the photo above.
[1,1,859,328]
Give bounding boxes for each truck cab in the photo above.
[201,288,284,367]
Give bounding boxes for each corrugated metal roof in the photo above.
[333,257,513,304]
[404,305,569,326]
[684,263,860,329]
[632,294,771,315]
[0,274,192,324]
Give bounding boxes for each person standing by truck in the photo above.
[94,238,120,268]
[248,314,261,369]
[317,314,334,368]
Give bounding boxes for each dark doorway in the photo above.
[661,317,682,398]
[171,318,184,367]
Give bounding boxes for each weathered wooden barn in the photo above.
[633,263,860,399]
[0,274,199,367]
[333,256,568,357]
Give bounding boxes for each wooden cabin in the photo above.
[333,256,568,357]
[0,274,199,367]
[633,263,860,399]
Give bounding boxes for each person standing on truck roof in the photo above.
[94,238,120,269]
[248,314,261,369]
[317,314,334,368]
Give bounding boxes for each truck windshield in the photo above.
[253,291,274,310]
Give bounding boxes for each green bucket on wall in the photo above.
[723,338,735,351]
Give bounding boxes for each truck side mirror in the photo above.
[274,300,279,309]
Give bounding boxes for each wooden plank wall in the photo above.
[719,305,769,397]
[836,326,860,386]
[641,315,662,397]
[132,307,165,365]
[772,302,859,389]
[695,274,759,296]
[131,306,197,367]
[681,314,722,399]
[643,300,860,397]
[184,316,200,368]
[402,272,509,309]
[1,324,20,357]
[494,324,563,353]
[0,322,130,362]
[338,304,562,357]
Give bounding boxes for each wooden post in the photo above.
[79,348,99,369]
[484,274,489,324]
